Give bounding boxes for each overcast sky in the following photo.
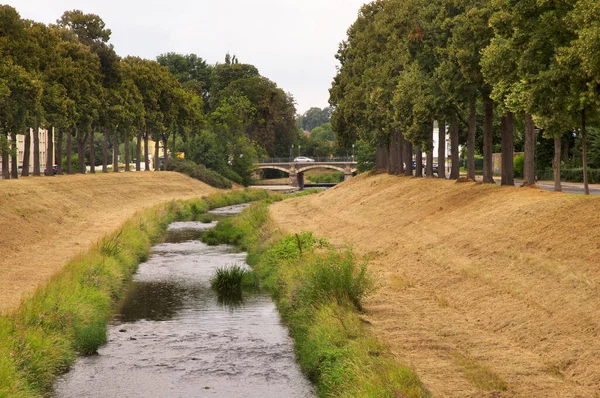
[6,0,367,114]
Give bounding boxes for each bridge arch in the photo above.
[296,164,347,174]
[255,165,291,174]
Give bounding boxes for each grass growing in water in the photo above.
[210,265,249,294]
[0,188,269,397]
[205,198,430,397]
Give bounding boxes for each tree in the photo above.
[298,107,333,132]
[482,0,576,190]
[0,6,43,179]
[157,52,212,109]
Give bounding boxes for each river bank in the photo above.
[0,189,269,397]
[269,173,600,397]
[0,172,219,313]
[202,199,430,397]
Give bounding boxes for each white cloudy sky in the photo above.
[6,0,367,114]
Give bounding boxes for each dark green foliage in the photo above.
[297,107,333,132]
[354,139,376,173]
[514,154,524,178]
[167,158,232,189]
[537,168,600,184]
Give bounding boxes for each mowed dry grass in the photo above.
[270,173,600,397]
[0,172,218,314]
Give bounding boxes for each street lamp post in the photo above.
[352,144,355,162]
[298,145,301,157]
[290,144,294,161]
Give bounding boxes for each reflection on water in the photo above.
[54,212,314,398]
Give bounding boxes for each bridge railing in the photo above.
[257,157,355,164]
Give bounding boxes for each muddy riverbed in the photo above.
[53,206,314,397]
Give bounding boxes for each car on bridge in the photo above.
[294,156,314,162]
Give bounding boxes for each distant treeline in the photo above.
[0,6,297,186]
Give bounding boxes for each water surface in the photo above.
[54,212,313,397]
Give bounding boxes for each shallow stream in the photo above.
[53,204,314,397]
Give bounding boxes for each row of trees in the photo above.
[0,6,297,185]
[330,0,600,193]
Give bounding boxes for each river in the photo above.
[53,204,314,397]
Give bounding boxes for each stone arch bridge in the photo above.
[255,158,357,189]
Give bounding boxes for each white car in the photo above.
[294,156,315,162]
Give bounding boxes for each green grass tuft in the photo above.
[210,265,249,294]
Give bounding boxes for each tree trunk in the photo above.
[154,137,160,170]
[66,129,73,174]
[415,146,423,177]
[523,113,536,186]
[163,136,169,171]
[483,100,494,183]
[467,100,476,180]
[11,132,18,179]
[398,131,405,174]
[562,138,569,163]
[426,151,433,178]
[388,133,396,175]
[553,135,562,192]
[386,134,393,175]
[76,131,88,174]
[56,129,63,175]
[136,134,141,171]
[375,146,383,170]
[383,139,390,172]
[1,130,9,179]
[582,109,589,195]
[172,130,177,158]
[22,130,31,177]
[144,132,150,171]
[113,132,119,173]
[89,131,95,174]
[438,120,446,179]
[404,141,413,176]
[450,118,459,179]
[45,126,54,176]
[500,112,514,186]
[124,137,131,172]
[33,127,40,176]
[102,129,108,173]
[426,122,434,178]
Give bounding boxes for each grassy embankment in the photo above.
[202,197,430,397]
[0,189,269,397]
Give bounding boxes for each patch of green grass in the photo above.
[0,189,270,397]
[307,172,344,184]
[206,195,430,397]
[197,215,213,223]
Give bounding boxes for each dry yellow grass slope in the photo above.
[270,173,600,397]
[0,172,218,313]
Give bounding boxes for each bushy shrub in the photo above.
[167,158,232,189]
[513,154,524,178]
